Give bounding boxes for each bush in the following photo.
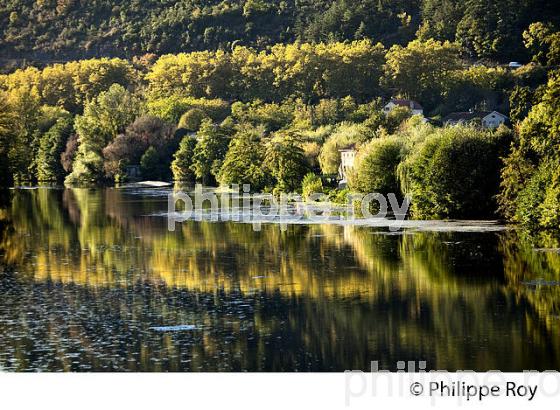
[399,125,512,219]
[327,188,350,204]
[301,173,323,200]
[348,137,404,196]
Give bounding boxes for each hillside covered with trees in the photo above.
[0,0,559,64]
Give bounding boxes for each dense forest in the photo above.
[1,1,560,239]
[0,0,559,64]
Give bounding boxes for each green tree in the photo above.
[384,39,461,110]
[456,0,523,60]
[178,108,208,132]
[190,120,230,185]
[37,116,74,181]
[218,126,270,190]
[523,22,560,66]
[509,85,534,124]
[384,107,413,133]
[301,173,324,200]
[66,84,140,184]
[0,92,14,186]
[348,137,405,196]
[140,146,163,180]
[230,100,295,132]
[5,86,41,183]
[146,96,230,124]
[171,137,197,182]
[417,0,465,43]
[265,131,309,192]
[399,124,512,219]
[499,71,560,232]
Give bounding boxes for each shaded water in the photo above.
[0,187,559,372]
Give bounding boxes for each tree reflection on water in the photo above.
[0,188,559,371]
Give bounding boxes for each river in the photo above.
[0,187,559,371]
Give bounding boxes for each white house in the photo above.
[338,145,356,183]
[383,99,424,116]
[443,110,508,129]
[481,111,509,129]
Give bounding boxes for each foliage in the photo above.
[513,158,559,230]
[0,91,13,185]
[318,123,368,175]
[146,96,230,124]
[0,59,136,112]
[4,86,41,183]
[384,107,414,133]
[265,131,309,192]
[171,136,197,182]
[178,108,208,132]
[399,125,512,218]
[523,22,560,66]
[301,173,324,200]
[348,137,405,196]
[230,101,295,132]
[37,116,74,181]
[420,0,559,61]
[301,141,322,174]
[444,65,513,115]
[66,84,140,184]
[509,86,534,124]
[327,187,351,204]
[140,146,166,180]
[384,39,461,111]
[218,125,270,190]
[0,0,558,64]
[102,115,176,181]
[147,40,387,102]
[499,71,560,232]
[307,98,380,127]
[190,119,230,185]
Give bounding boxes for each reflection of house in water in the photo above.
[338,145,356,186]
[443,110,508,129]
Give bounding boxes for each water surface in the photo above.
[0,187,559,371]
